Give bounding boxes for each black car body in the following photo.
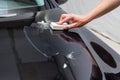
[0,0,120,80]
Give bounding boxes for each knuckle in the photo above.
[62,14,67,16]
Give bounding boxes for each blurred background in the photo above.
[60,0,120,54]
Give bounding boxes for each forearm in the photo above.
[86,0,120,21]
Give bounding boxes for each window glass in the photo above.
[0,0,44,10]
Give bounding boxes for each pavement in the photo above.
[89,30,120,55]
[60,0,120,55]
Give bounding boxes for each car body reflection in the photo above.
[1,0,120,80]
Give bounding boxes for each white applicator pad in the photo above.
[50,22,67,30]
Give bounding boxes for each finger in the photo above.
[64,23,78,30]
[58,14,66,24]
[59,14,67,21]
[58,14,72,24]
[59,16,72,25]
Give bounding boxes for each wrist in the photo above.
[82,14,94,23]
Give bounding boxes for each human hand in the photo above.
[57,14,90,29]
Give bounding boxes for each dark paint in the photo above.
[35,8,120,80]
[0,3,120,80]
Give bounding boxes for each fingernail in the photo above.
[64,27,69,30]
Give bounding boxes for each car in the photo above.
[0,0,120,80]
[55,0,68,5]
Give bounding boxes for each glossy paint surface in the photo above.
[33,8,120,80]
[1,7,120,80]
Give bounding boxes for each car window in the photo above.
[0,0,44,10]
